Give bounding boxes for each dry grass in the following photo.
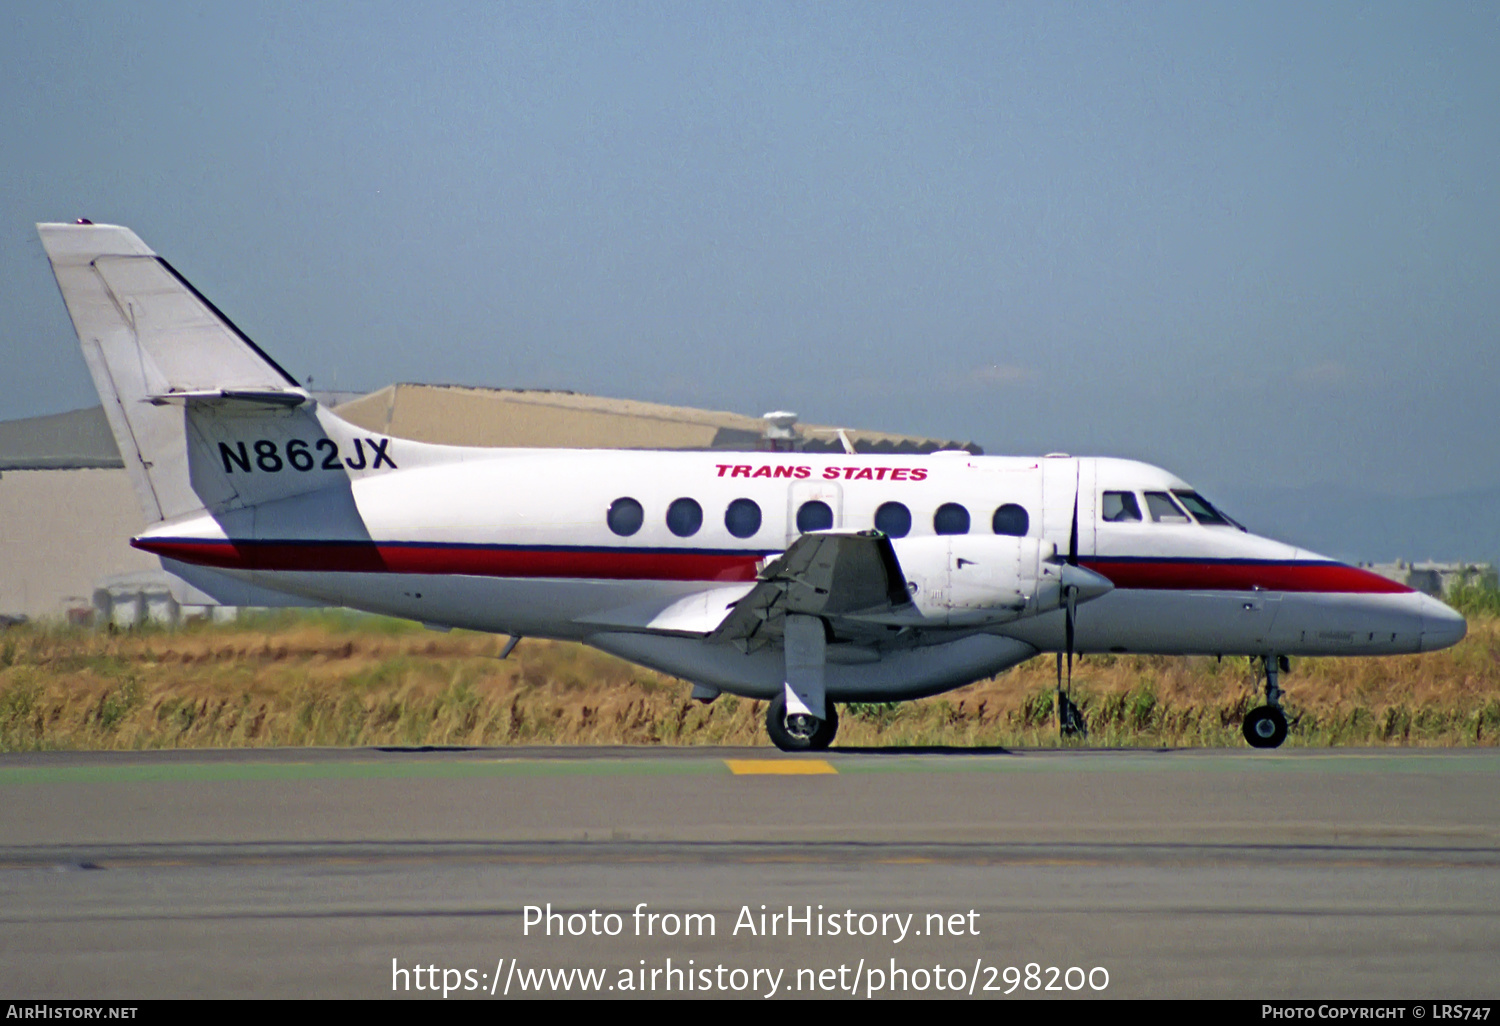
[1,610,1498,751]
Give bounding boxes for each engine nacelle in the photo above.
[891,535,1055,627]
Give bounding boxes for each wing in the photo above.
[711,530,914,652]
[573,584,758,637]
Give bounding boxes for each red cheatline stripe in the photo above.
[136,539,1412,594]
[134,540,762,583]
[1080,559,1412,594]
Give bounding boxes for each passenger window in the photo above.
[666,497,703,537]
[874,501,912,538]
[992,503,1029,536]
[1171,490,1234,527]
[724,498,762,539]
[796,500,834,533]
[1144,491,1190,524]
[1101,491,1142,523]
[607,497,644,537]
[933,502,970,535]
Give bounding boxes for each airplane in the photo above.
[36,221,1468,751]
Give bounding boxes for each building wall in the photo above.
[1362,560,1497,599]
[0,468,156,619]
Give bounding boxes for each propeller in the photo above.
[1056,485,1087,738]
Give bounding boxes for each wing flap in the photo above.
[713,531,912,649]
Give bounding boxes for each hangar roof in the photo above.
[333,384,980,454]
[0,385,979,469]
[0,407,123,470]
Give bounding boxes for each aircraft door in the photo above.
[785,480,844,545]
[1040,457,1096,559]
[1077,459,1097,557]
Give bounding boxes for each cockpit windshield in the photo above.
[1143,491,1191,523]
[1171,490,1245,530]
[1100,488,1248,531]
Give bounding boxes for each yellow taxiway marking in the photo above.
[724,759,837,776]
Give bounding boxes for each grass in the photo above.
[1,610,1498,752]
[1448,570,1500,619]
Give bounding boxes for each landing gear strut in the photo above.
[766,693,838,752]
[1243,654,1289,749]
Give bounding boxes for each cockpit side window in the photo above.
[1171,490,1235,527]
[1101,491,1142,523]
[1144,491,1191,524]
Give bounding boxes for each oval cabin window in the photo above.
[607,497,644,537]
[933,502,970,535]
[666,497,703,537]
[724,498,762,539]
[796,500,834,533]
[874,501,912,538]
[991,503,1029,536]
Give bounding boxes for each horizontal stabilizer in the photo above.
[145,389,308,408]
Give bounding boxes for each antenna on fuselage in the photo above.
[761,411,800,453]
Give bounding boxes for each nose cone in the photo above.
[1419,595,1468,652]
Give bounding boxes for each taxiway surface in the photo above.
[1,746,1496,999]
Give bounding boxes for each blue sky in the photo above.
[3,1,1497,498]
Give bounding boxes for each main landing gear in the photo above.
[1243,654,1290,749]
[766,614,838,751]
[766,693,839,751]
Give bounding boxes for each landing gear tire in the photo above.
[765,694,838,752]
[1243,705,1288,749]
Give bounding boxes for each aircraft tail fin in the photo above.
[38,221,314,523]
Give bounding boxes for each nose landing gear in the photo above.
[1242,654,1290,749]
[1243,705,1287,748]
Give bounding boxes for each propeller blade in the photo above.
[1060,582,1087,738]
[1059,471,1085,738]
[1064,585,1076,661]
[1065,582,1077,692]
[1062,585,1074,657]
[1068,489,1080,566]
[1055,649,1064,736]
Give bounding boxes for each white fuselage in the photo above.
[133,434,1467,703]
